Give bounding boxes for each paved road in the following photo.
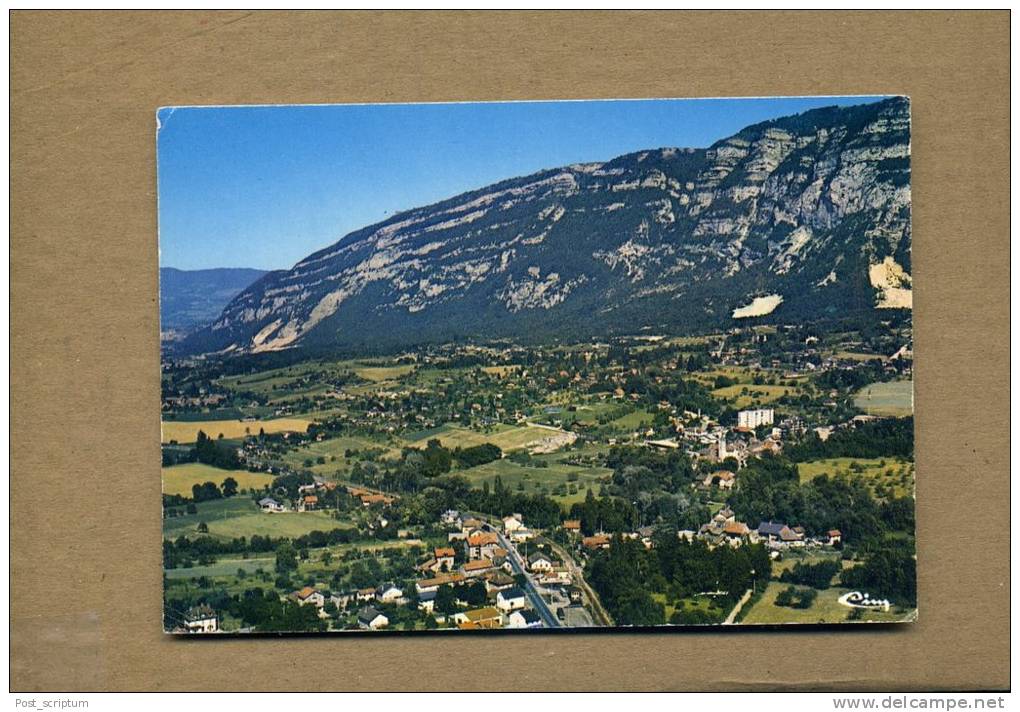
[495,530,561,628]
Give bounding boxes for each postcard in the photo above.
[158,96,914,633]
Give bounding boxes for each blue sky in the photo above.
[157,95,887,271]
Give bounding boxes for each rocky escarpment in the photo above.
[183,96,911,354]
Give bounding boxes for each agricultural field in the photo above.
[606,409,656,431]
[853,380,913,417]
[164,555,275,579]
[351,362,415,382]
[834,350,886,362]
[769,550,848,577]
[710,383,799,408]
[162,463,276,497]
[161,417,314,444]
[456,455,609,506]
[162,497,355,540]
[797,457,915,499]
[403,422,553,452]
[739,582,913,625]
[280,434,404,474]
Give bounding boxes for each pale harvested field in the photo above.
[161,417,313,444]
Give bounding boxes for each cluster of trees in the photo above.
[165,587,326,633]
[779,559,842,590]
[462,476,562,529]
[453,443,502,468]
[600,446,708,531]
[728,455,915,544]
[585,534,772,626]
[774,585,818,609]
[568,489,638,537]
[190,478,237,503]
[162,526,367,570]
[840,541,917,606]
[787,417,914,462]
[193,430,243,469]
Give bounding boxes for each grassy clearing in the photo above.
[853,380,913,417]
[797,457,914,499]
[739,582,913,625]
[455,456,609,507]
[280,434,404,473]
[161,463,276,497]
[835,351,886,362]
[607,409,656,431]
[351,363,415,382]
[404,423,552,452]
[161,417,313,444]
[711,384,798,408]
[162,498,354,540]
[164,556,275,579]
[769,550,848,577]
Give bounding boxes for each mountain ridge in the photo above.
[181,97,910,356]
[160,267,273,338]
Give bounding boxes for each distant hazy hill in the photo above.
[184,97,911,355]
[160,267,271,338]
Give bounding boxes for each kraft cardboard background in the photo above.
[10,10,1010,691]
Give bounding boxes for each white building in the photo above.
[503,513,524,534]
[496,587,528,612]
[508,609,543,629]
[357,606,389,630]
[737,408,775,429]
[182,605,218,633]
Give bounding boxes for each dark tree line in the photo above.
[585,534,772,626]
[786,417,914,462]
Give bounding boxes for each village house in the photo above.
[258,497,284,513]
[722,521,754,547]
[827,529,843,546]
[440,509,462,527]
[356,587,377,602]
[417,589,437,613]
[489,547,512,573]
[357,606,389,630]
[502,513,524,534]
[461,558,496,578]
[509,526,535,544]
[375,582,404,604]
[432,546,456,572]
[536,568,572,586]
[452,606,503,630]
[182,604,218,633]
[300,495,318,512]
[483,571,516,593]
[507,609,543,629]
[582,533,612,550]
[562,519,581,534]
[290,586,326,608]
[527,551,554,573]
[330,591,355,610]
[465,531,500,560]
[757,521,805,548]
[416,573,465,595]
[496,586,528,612]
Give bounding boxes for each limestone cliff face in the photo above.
[185,97,910,354]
